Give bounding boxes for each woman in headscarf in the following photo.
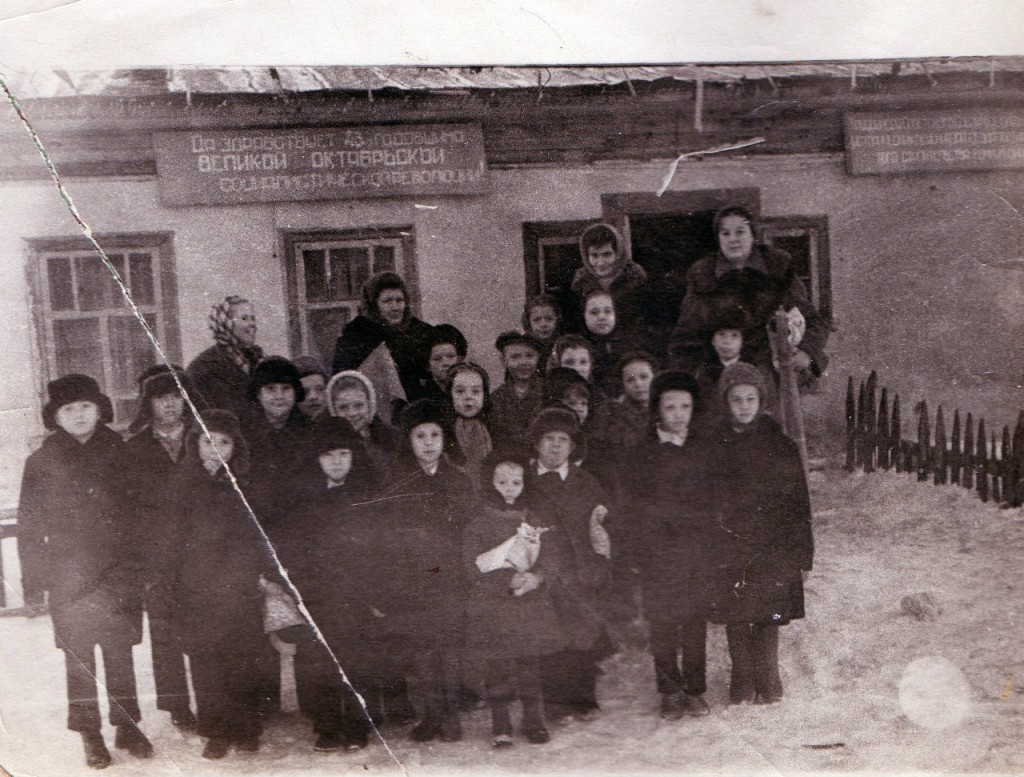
[330,272,433,423]
[186,296,264,422]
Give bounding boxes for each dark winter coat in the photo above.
[159,459,279,653]
[243,408,313,535]
[670,246,829,375]
[692,358,778,432]
[583,327,641,399]
[17,425,143,649]
[185,344,252,423]
[706,415,813,626]
[630,428,719,623]
[331,314,434,405]
[384,455,475,547]
[361,415,406,485]
[488,376,545,450]
[570,262,649,338]
[462,494,566,664]
[525,466,610,650]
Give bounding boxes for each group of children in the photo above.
[17,214,814,769]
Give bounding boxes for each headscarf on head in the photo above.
[208,295,264,374]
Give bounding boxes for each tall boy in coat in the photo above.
[489,331,545,450]
[18,374,153,769]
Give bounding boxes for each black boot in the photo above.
[202,737,231,760]
[169,707,197,730]
[114,723,153,759]
[82,731,112,770]
[410,706,443,742]
[491,700,513,747]
[521,698,550,744]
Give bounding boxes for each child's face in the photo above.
[150,391,185,427]
[229,302,258,347]
[319,448,353,483]
[712,329,743,361]
[718,215,754,263]
[658,390,694,436]
[584,294,615,336]
[56,400,100,442]
[410,422,444,467]
[429,343,460,384]
[727,384,761,426]
[528,305,558,340]
[332,386,372,433]
[259,382,296,422]
[451,370,485,418]
[587,242,618,280]
[299,374,327,419]
[198,431,234,469]
[536,430,575,470]
[560,347,591,381]
[622,361,654,404]
[561,389,589,424]
[492,462,525,504]
[377,289,407,326]
[502,343,540,383]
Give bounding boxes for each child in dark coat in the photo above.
[446,361,494,490]
[159,409,281,760]
[464,449,566,747]
[522,293,562,367]
[581,289,640,398]
[422,323,469,402]
[326,369,404,486]
[708,363,814,705]
[631,371,717,720]
[489,331,545,450]
[524,406,612,724]
[18,374,152,769]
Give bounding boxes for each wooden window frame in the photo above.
[761,215,833,322]
[522,220,591,300]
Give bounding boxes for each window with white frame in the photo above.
[283,227,417,366]
[28,234,181,426]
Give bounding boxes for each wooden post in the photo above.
[977,418,988,502]
[1000,425,1012,506]
[933,406,947,485]
[991,432,1002,504]
[865,371,877,472]
[1011,412,1024,507]
[950,410,961,485]
[877,388,890,470]
[917,401,930,482]
[845,376,857,470]
[856,381,866,469]
[963,413,974,490]
[892,394,903,473]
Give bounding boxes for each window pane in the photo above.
[76,254,125,310]
[109,314,157,395]
[307,307,351,365]
[302,249,328,303]
[128,252,155,306]
[373,244,396,274]
[53,317,102,378]
[47,257,75,311]
[333,247,369,299]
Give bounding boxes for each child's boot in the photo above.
[114,722,153,759]
[521,698,550,744]
[202,737,231,760]
[410,705,443,742]
[491,700,513,747]
[81,730,112,770]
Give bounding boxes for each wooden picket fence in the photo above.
[845,371,1024,506]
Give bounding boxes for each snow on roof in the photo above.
[6,60,1024,100]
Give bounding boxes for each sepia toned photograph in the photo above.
[0,2,1022,775]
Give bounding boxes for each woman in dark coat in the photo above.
[17,374,151,769]
[185,295,263,422]
[158,409,281,759]
[708,362,814,705]
[631,371,716,720]
[331,271,434,421]
[669,205,828,378]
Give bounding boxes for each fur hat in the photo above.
[247,357,306,404]
[399,398,452,437]
[428,323,468,359]
[43,373,114,431]
[718,362,768,402]
[544,366,591,404]
[702,307,751,339]
[494,330,544,356]
[292,355,327,380]
[481,445,532,484]
[187,408,250,476]
[527,404,585,454]
[308,416,364,456]
[649,370,701,421]
[326,370,377,420]
[129,363,194,434]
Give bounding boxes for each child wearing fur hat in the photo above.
[489,331,546,450]
[524,406,612,724]
[422,323,469,402]
[125,364,198,731]
[630,371,717,720]
[571,223,648,337]
[550,334,608,409]
[708,362,814,705]
[18,374,153,769]
[522,294,562,367]
[446,361,494,491]
[326,369,405,485]
[463,449,565,747]
[157,409,283,760]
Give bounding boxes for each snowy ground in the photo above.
[1,464,1023,776]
